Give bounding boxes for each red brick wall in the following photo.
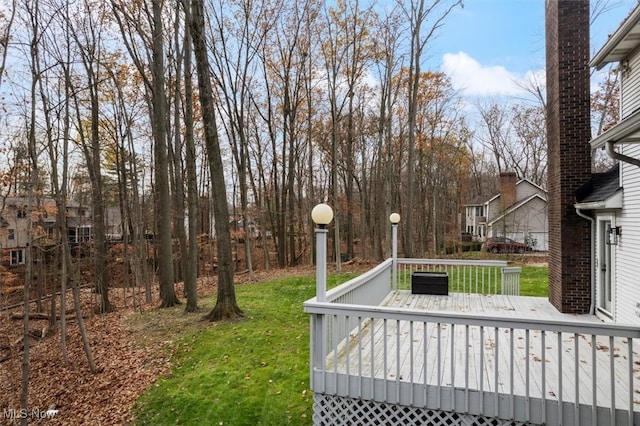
[499,172,517,210]
[545,0,592,313]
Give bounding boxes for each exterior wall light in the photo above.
[608,226,621,245]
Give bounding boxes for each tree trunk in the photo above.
[170,6,189,293]
[152,0,179,307]
[66,4,113,313]
[188,0,242,321]
[182,0,199,313]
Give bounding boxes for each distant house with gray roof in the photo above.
[463,172,549,251]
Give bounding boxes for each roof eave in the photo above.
[574,190,623,210]
[590,109,640,149]
[590,6,640,69]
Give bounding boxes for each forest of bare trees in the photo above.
[0,0,477,284]
[0,0,620,300]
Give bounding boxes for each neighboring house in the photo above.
[105,207,124,241]
[0,197,57,265]
[578,4,640,323]
[464,172,549,251]
[463,194,490,240]
[65,200,93,243]
[0,196,93,265]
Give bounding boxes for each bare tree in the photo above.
[400,0,462,257]
[0,0,16,88]
[151,0,179,307]
[181,0,199,313]
[477,102,512,174]
[372,8,403,260]
[477,101,548,188]
[320,0,376,269]
[188,0,242,321]
[39,0,97,372]
[67,0,113,313]
[21,1,41,416]
[207,0,272,278]
[111,0,180,307]
[511,105,547,186]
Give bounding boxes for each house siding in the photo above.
[482,180,548,247]
[621,51,640,119]
[516,180,546,201]
[617,143,640,324]
[489,197,548,249]
[486,197,500,224]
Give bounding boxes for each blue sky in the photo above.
[425,0,639,98]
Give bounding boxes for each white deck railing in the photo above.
[319,259,516,361]
[395,258,519,294]
[304,259,640,426]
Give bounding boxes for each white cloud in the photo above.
[441,51,544,97]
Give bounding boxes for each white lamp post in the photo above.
[390,213,400,290]
[312,203,334,302]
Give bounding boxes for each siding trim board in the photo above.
[590,108,640,150]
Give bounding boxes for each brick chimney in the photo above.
[545,0,592,313]
[499,172,517,211]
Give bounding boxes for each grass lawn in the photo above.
[132,273,357,426]
[519,265,549,297]
[133,266,548,425]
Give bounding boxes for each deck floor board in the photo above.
[326,291,640,411]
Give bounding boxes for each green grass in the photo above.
[133,273,357,426]
[133,266,547,425]
[518,265,549,297]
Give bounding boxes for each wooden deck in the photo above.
[324,292,640,417]
[385,291,603,321]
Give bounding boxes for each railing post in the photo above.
[390,213,400,291]
[310,204,334,390]
[501,266,521,296]
[312,204,334,302]
[315,228,328,302]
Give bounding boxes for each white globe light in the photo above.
[389,213,401,224]
[311,203,334,225]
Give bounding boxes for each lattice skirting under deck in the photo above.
[312,393,537,426]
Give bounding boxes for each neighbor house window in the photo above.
[8,228,15,240]
[78,226,92,242]
[11,249,25,265]
[17,207,27,218]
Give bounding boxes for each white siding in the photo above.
[486,197,501,224]
[615,143,640,324]
[488,197,548,249]
[528,231,549,251]
[516,180,546,200]
[621,51,640,119]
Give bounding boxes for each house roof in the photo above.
[590,5,640,69]
[487,194,547,227]
[465,178,547,208]
[575,164,622,210]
